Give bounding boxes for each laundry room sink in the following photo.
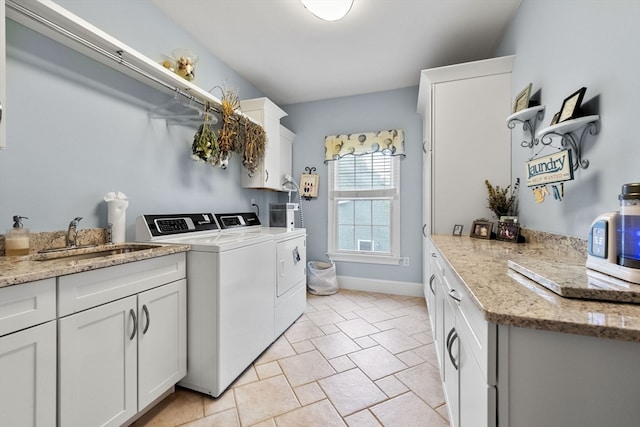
[34,244,161,262]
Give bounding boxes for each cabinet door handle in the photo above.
[129,308,138,341]
[0,102,3,126]
[447,329,459,370]
[265,170,269,182]
[429,274,436,295]
[422,140,427,153]
[448,289,461,303]
[142,304,150,334]
[446,327,455,349]
[431,251,436,258]
[422,224,427,237]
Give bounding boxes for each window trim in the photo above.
[327,154,401,265]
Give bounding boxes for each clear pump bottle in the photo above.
[5,215,30,256]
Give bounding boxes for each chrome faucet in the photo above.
[66,217,83,248]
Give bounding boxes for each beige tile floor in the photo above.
[131,289,450,427]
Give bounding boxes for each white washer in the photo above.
[136,213,275,397]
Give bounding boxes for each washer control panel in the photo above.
[136,213,219,238]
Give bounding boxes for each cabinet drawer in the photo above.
[443,265,496,385]
[58,253,186,317]
[0,278,56,336]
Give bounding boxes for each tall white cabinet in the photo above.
[418,56,514,427]
[419,56,514,298]
[418,55,514,238]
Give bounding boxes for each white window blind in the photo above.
[328,152,401,264]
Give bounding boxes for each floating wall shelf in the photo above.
[5,0,251,124]
[506,105,546,148]
[535,115,600,170]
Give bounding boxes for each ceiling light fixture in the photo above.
[301,0,353,21]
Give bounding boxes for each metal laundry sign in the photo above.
[526,149,574,187]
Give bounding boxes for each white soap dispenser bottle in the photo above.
[5,215,30,256]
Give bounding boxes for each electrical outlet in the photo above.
[403,257,410,267]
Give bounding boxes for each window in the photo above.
[328,152,401,264]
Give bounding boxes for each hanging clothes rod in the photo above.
[5,0,224,116]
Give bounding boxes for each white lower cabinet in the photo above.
[58,296,138,426]
[0,277,57,427]
[430,238,640,426]
[457,317,496,427]
[137,280,187,409]
[441,290,459,426]
[57,253,187,427]
[0,321,57,427]
[58,279,186,427]
[431,242,496,427]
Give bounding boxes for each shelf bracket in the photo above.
[538,120,598,171]
[508,108,545,148]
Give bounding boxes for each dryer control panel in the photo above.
[215,212,261,229]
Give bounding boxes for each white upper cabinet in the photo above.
[240,97,290,191]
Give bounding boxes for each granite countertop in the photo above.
[431,234,640,343]
[0,242,190,288]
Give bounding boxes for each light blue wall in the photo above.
[5,0,627,282]
[0,0,277,236]
[282,87,423,284]
[496,0,640,238]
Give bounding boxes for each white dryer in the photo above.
[259,227,307,337]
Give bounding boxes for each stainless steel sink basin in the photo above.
[34,244,160,262]
[38,244,98,254]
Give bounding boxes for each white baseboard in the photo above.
[336,275,424,297]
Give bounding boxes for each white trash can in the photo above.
[307,261,339,295]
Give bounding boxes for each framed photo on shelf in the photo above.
[452,224,464,236]
[497,221,521,242]
[470,220,493,239]
[550,112,561,126]
[513,83,532,113]
[558,87,587,122]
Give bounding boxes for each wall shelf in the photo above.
[5,0,233,121]
[506,105,546,148]
[535,115,599,170]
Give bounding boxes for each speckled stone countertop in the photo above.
[431,233,640,343]
[0,229,189,288]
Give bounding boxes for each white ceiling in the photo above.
[150,0,522,106]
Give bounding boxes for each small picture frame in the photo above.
[497,221,521,242]
[470,220,493,239]
[499,216,518,223]
[300,174,319,199]
[452,224,464,236]
[550,111,560,126]
[513,83,532,113]
[558,87,587,123]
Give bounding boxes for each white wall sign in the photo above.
[526,149,574,187]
